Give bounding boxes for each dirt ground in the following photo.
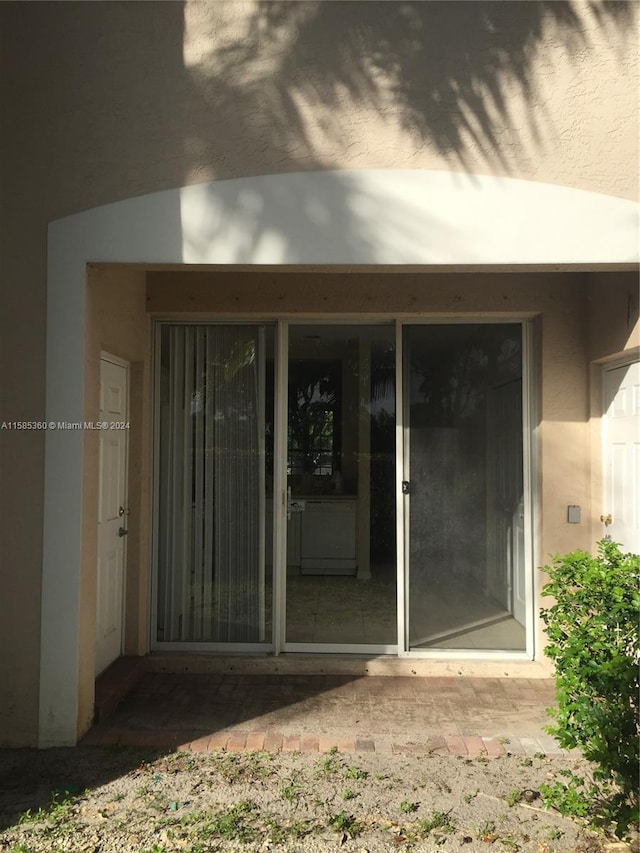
[0,745,626,853]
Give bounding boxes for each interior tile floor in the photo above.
[285,566,525,650]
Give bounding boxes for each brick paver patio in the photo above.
[82,672,571,758]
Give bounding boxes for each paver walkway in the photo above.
[82,673,569,758]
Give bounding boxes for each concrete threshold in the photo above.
[147,651,553,679]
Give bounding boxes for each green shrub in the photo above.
[540,539,639,835]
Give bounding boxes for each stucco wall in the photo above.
[0,0,637,744]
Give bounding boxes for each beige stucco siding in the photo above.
[0,1,638,744]
[182,1,639,201]
[2,1,636,221]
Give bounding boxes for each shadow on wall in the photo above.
[182,0,634,176]
[177,0,635,264]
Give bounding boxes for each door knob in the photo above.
[600,513,612,526]
[119,506,130,517]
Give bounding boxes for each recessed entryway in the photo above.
[40,173,637,747]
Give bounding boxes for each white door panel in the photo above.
[96,358,129,675]
[603,361,640,554]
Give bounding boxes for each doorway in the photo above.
[602,359,640,554]
[403,324,527,651]
[283,324,397,651]
[96,355,130,675]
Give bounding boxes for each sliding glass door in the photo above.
[155,324,274,645]
[284,324,397,650]
[152,319,530,656]
[403,324,527,651]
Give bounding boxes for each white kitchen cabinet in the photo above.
[299,498,357,575]
[266,496,358,575]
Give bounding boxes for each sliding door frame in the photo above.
[149,314,537,661]
[150,319,278,653]
[397,317,536,661]
[273,320,288,655]
[280,319,398,655]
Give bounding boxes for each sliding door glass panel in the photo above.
[285,324,396,645]
[156,324,274,643]
[405,324,526,651]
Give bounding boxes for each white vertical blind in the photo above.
[193,329,205,639]
[157,325,266,642]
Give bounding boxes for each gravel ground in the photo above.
[0,746,623,852]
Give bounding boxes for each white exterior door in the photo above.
[602,360,640,554]
[96,357,129,675]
